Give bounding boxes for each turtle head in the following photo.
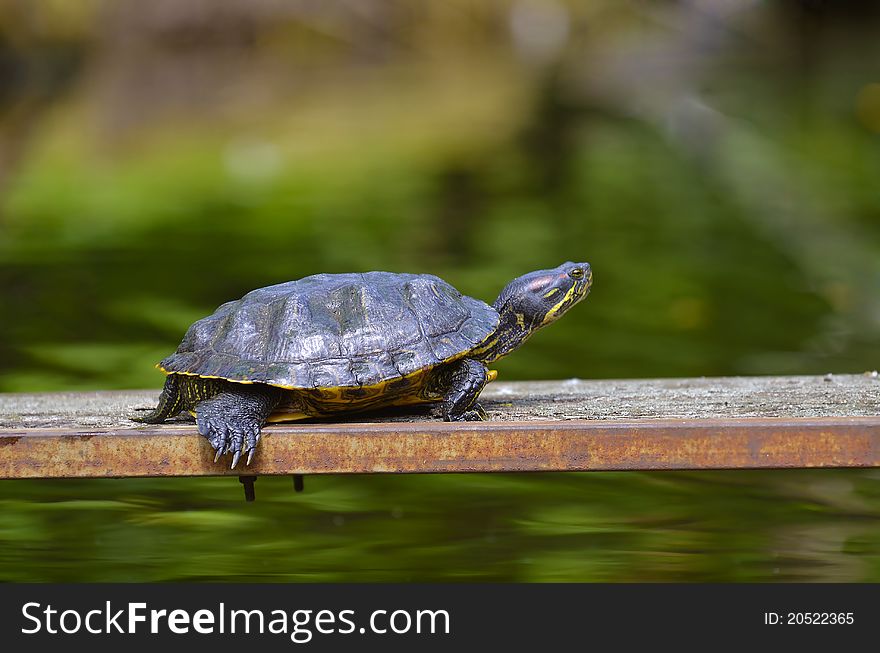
[475,262,592,363]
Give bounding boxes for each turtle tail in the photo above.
[134,374,184,423]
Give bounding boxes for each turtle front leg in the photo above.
[195,383,282,468]
[435,358,489,421]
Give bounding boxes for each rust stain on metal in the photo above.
[0,416,879,479]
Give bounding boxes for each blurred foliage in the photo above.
[0,0,879,581]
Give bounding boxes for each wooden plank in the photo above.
[0,374,878,478]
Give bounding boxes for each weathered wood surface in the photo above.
[0,374,878,478]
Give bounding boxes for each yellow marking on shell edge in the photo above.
[174,361,495,423]
[157,338,489,394]
[163,365,419,393]
[268,391,442,422]
[158,366,263,386]
[266,411,311,423]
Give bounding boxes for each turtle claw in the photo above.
[202,421,261,468]
[198,414,230,462]
[225,426,248,468]
[243,426,260,466]
[444,402,488,422]
[193,386,279,467]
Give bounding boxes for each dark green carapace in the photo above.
[136,262,592,467]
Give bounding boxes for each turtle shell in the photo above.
[160,272,500,389]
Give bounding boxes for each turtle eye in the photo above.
[569,268,585,280]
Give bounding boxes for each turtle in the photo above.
[135,261,592,467]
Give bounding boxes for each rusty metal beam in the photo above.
[1,416,879,479]
[0,376,878,478]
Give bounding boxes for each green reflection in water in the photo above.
[2,470,880,582]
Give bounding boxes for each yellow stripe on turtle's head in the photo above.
[475,262,592,363]
[493,261,592,329]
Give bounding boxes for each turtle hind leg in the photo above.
[196,383,282,468]
[433,358,489,422]
[133,375,184,423]
[133,374,221,423]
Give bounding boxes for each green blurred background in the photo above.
[1,0,879,581]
